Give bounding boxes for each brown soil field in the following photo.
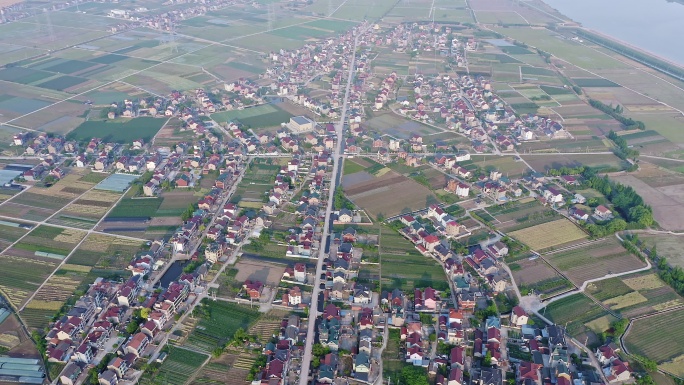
[234,257,286,286]
[511,257,559,285]
[610,172,684,231]
[345,171,437,219]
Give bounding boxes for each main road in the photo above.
[298,24,369,385]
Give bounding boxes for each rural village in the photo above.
[0,1,683,385]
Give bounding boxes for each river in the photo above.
[542,0,684,66]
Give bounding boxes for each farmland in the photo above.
[184,299,260,353]
[232,158,286,208]
[624,308,684,371]
[0,254,57,308]
[66,117,167,143]
[489,198,560,232]
[545,238,647,285]
[508,218,587,251]
[380,227,448,291]
[50,190,122,229]
[67,233,145,270]
[542,293,615,344]
[638,233,684,269]
[586,272,683,318]
[13,225,86,259]
[107,197,164,219]
[211,103,293,128]
[140,347,208,385]
[344,169,438,220]
[512,257,574,299]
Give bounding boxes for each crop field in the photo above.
[0,222,29,250]
[511,257,573,298]
[21,269,88,329]
[625,308,684,366]
[469,155,529,177]
[13,225,86,259]
[185,300,260,353]
[545,238,646,286]
[67,233,145,270]
[364,113,442,138]
[211,103,293,128]
[344,170,438,220]
[156,190,197,217]
[66,117,166,143]
[490,199,560,232]
[639,233,684,269]
[522,153,625,173]
[107,197,164,219]
[381,229,448,291]
[0,254,57,308]
[343,158,367,175]
[543,293,614,343]
[508,218,586,251]
[586,272,683,318]
[140,347,208,385]
[50,190,122,228]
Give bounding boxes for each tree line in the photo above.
[590,100,646,131]
[607,130,640,161]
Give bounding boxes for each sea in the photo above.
[541,0,684,66]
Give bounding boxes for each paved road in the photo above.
[298,23,370,385]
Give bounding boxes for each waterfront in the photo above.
[542,0,684,66]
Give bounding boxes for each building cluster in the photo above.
[253,314,307,385]
[43,238,201,385]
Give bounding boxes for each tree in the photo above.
[312,356,320,368]
[611,319,629,337]
[483,351,492,366]
[399,365,429,385]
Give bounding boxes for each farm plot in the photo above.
[545,238,647,286]
[232,160,284,207]
[107,197,164,219]
[234,258,286,287]
[0,222,29,250]
[586,272,683,318]
[639,233,684,269]
[624,308,684,366]
[0,254,57,308]
[50,190,122,228]
[211,103,293,128]
[22,269,88,329]
[184,299,260,353]
[67,233,145,270]
[345,170,438,220]
[67,117,166,143]
[511,257,574,299]
[13,225,86,259]
[140,347,208,385]
[469,155,529,178]
[543,293,615,343]
[490,199,560,232]
[155,190,197,217]
[508,218,586,251]
[381,230,448,291]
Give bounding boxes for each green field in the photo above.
[37,75,87,91]
[67,117,166,143]
[380,228,448,291]
[543,293,613,339]
[211,104,292,128]
[343,159,366,175]
[625,308,684,363]
[107,197,164,219]
[0,254,57,307]
[572,78,620,87]
[185,299,261,353]
[140,347,208,385]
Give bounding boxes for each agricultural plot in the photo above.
[13,225,86,260]
[22,268,89,330]
[545,238,646,286]
[490,199,560,232]
[624,308,684,369]
[508,218,586,251]
[140,347,208,385]
[510,257,573,298]
[107,197,164,220]
[67,233,145,270]
[0,254,57,308]
[184,300,260,353]
[639,233,684,269]
[522,153,626,173]
[155,190,197,217]
[67,117,166,143]
[211,103,293,128]
[364,113,442,139]
[344,170,438,220]
[232,159,284,208]
[469,155,529,178]
[50,190,121,229]
[543,293,614,343]
[380,229,448,291]
[0,222,29,250]
[586,272,683,318]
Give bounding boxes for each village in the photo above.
[0,3,666,385]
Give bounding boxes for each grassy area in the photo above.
[543,293,613,340]
[343,159,366,175]
[211,103,292,127]
[508,219,586,250]
[66,117,166,143]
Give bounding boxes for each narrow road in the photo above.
[299,23,371,385]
